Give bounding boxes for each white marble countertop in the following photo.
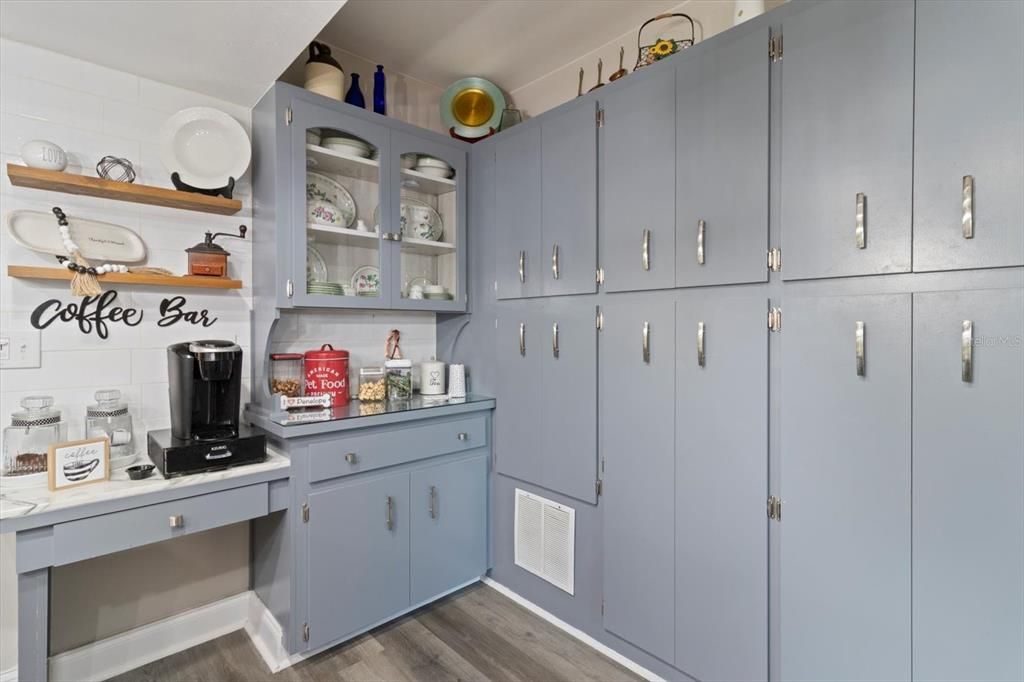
[0,450,290,529]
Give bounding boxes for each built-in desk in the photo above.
[0,451,291,682]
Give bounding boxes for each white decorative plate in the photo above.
[306,172,356,227]
[351,265,380,295]
[159,107,251,189]
[5,210,147,262]
[307,243,328,282]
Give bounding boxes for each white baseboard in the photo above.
[481,577,666,682]
[47,591,251,682]
[0,666,15,682]
[245,592,291,673]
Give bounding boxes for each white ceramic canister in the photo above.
[304,42,344,100]
[447,364,466,399]
[420,360,446,395]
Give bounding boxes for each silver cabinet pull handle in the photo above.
[962,175,974,239]
[345,452,357,464]
[855,321,866,377]
[552,322,560,358]
[642,321,651,364]
[457,432,469,441]
[518,250,526,283]
[386,496,394,530]
[169,515,183,529]
[697,321,705,367]
[697,220,706,265]
[429,486,437,519]
[519,322,526,356]
[642,229,651,271]
[962,320,973,382]
[855,192,867,249]
[552,244,560,279]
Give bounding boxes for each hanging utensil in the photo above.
[588,58,605,92]
[577,67,585,97]
[609,46,628,81]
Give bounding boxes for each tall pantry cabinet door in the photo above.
[600,68,676,292]
[780,294,911,681]
[676,22,769,288]
[780,1,914,280]
[306,471,410,649]
[410,455,488,604]
[600,298,675,662]
[540,300,598,503]
[541,99,598,296]
[913,288,1024,681]
[495,125,542,299]
[494,306,543,484]
[675,292,768,682]
[913,1,1024,271]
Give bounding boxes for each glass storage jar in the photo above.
[2,395,66,479]
[269,354,304,397]
[385,359,413,400]
[357,366,387,401]
[85,389,134,458]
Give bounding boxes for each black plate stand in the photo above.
[171,173,236,200]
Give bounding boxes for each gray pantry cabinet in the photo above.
[912,288,1024,681]
[779,0,914,280]
[494,300,598,503]
[599,297,676,663]
[780,293,913,682]
[494,125,542,299]
[674,291,768,682]
[912,0,1024,272]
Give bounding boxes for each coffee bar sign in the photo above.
[30,290,218,339]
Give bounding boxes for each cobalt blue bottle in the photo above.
[373,65,386,115]
[345,73,365,108]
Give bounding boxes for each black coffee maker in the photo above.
[168,340,242,440]
[148,340,265,477]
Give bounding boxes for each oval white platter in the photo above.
[5,210,148,262]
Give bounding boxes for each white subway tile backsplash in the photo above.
[0,75,105,131]
[0,40,138,104]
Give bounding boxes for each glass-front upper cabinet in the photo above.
[291,99,393,308]
[387,130,467,312]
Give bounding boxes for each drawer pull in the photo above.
[169,515,184,529]
[386,496,393,531]
[345,452,358,464]
[457,432,469,442]
[552,322,560,358]
[552,243,560,280]
[429,485,437,519]
[962,175,974,239]
[519,322,526,356]
[205,450,232,460]
[855,321,866,377]
[518,250,526,283]
[697,321,705,368]
[697,220,706,265]
[642,229,651,271]
[961,320,973,383]
[642,321,651,364]
[855,192,867,249]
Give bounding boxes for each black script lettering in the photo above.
[158,296,218,328]
[29,290,143,339]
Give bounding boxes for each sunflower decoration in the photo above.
[652,38,677,60]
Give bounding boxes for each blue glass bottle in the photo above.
[373,65,386,115]
[345,73,365,108]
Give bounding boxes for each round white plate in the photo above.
[307,243,328,283]
[351,265,380,295]
[159,107,251,189]
[306,172,356,227]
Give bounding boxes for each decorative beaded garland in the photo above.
[51,207,128,275]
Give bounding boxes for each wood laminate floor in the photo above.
[107,583,644,682]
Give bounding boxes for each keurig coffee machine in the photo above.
[148,341,265,477]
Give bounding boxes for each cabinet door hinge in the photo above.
[767,247,782,272]
[596,309,604,330]
[286,279,294,298]
[596,479,603,497]
[285,106,293,126]
[301,502,309,523]
[596,108,605,128]
[767,307,782,332]
[601,599,605,615]
[767,496,782,521]
[769,35,783,62]
[596,267,605,285]
[302,622,310,642]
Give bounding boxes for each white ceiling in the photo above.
[316,0,685,92]
[0,0,346,105]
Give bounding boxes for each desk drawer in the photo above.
[53,483,268,566]
[309,415,487,483]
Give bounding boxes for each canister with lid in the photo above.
[85,390,134,457]
[304,344,350,405]
[270,353,304,397]
[3,395,66,480]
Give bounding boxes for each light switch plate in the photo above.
[0,330,41,369]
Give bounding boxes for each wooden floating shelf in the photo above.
[7,266,243,290]
[6,164,242,216]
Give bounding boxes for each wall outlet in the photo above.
[0,330,41,369]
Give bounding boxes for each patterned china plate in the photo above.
[306,171,356,227]
[351,265,381,295]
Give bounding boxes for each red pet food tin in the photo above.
[304,344,349,405]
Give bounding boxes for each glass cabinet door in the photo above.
[387,130,467,312]
[290,99,392,307]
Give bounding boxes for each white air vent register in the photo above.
[514,488,575,594]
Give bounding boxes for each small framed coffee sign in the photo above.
[48,437,110,491]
